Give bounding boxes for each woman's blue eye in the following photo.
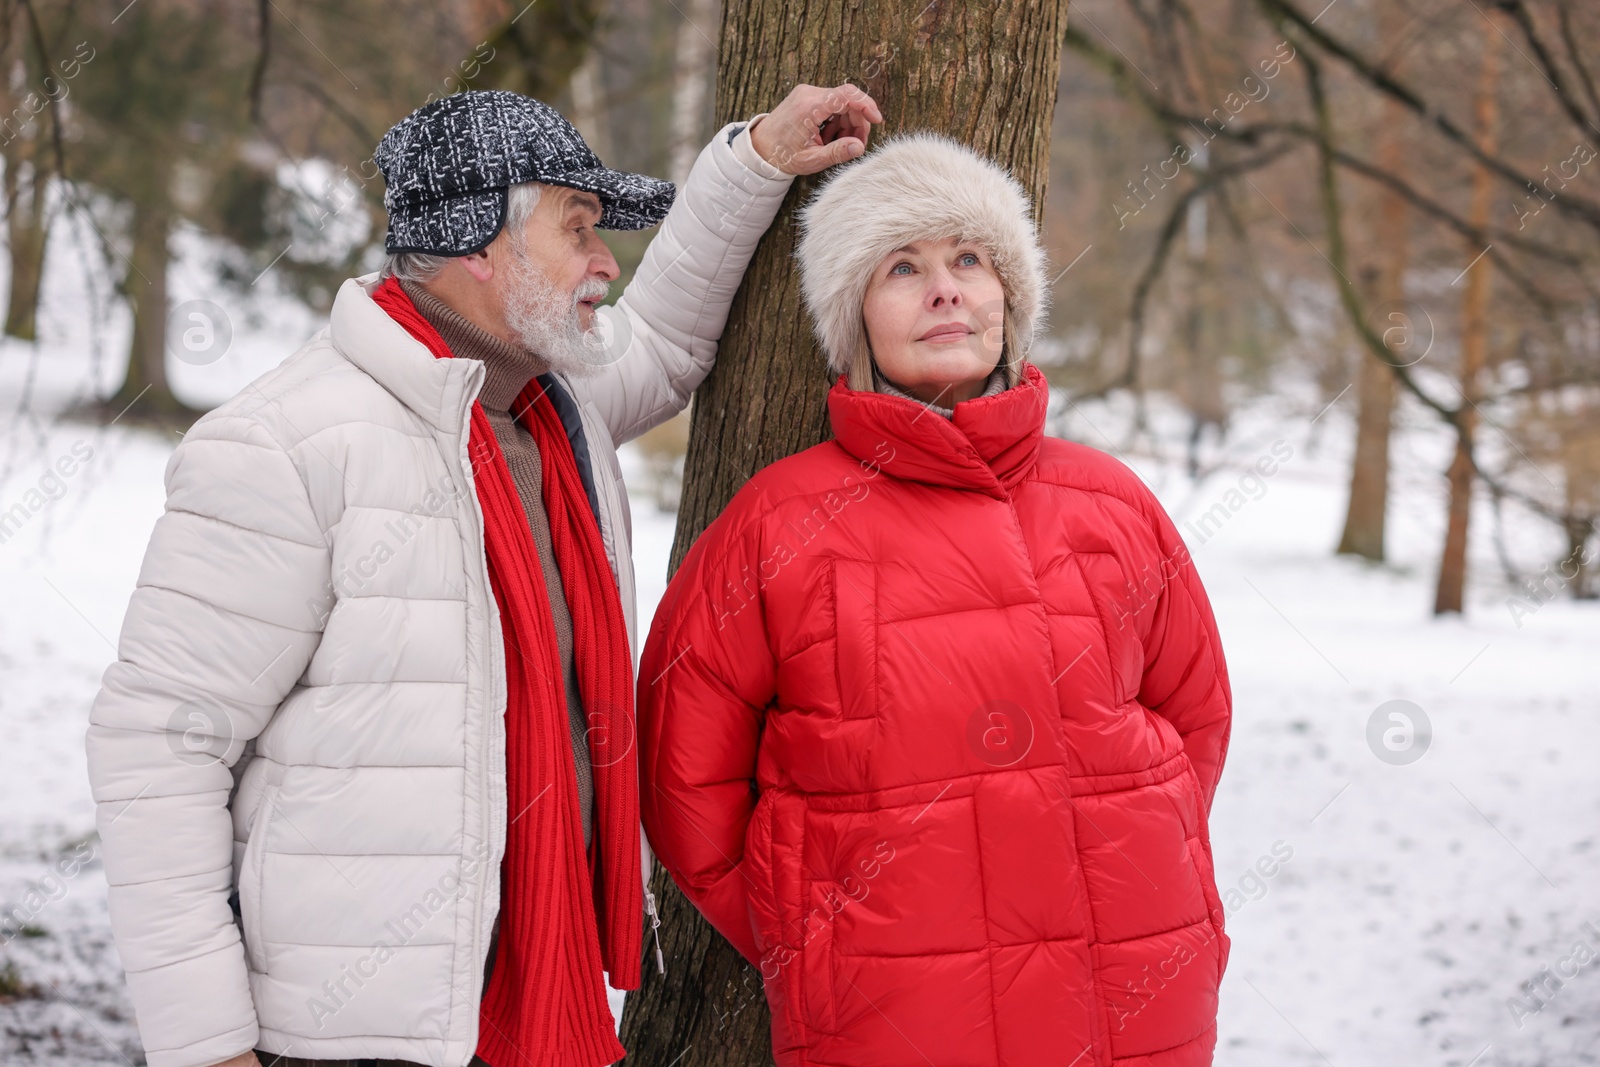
[958,252,979,266]
[891,263,912,275]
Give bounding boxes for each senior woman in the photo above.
[637,132,1233,1067]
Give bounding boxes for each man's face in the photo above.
[507,186,619,331]
[492,185,621,376]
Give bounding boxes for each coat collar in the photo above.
[828,362,1048,496]
[329,273,485,433]
[329,274,600,520]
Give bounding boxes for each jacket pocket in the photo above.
[1197,828,1230,984]
[1179,763,1229,985]
[832,559,877,721]
[800,879,841,1033]
[238,783,280,974]
[744,790,777,956]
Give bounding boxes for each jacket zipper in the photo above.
[643,886,666,976]
[452,364,505,1022]
[1002,492,1114,1067]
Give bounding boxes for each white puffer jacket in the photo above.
[86,120,794,1067]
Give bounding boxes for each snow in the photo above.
[1,226,1596,1063]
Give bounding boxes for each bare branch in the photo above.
[1065,17,1579,317]
[1500,0,1600,144]
[291,76,376,150]
[249,0,271,126]
[1257,0,1600,236]
[1556,0,1600,125]
[1297,33,1576,527]
[1076,141,1298,401]
[15,0,65,179]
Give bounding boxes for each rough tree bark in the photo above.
[1435,10,1501,614]
[617,2,1071,1062]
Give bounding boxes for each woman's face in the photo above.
[861,235,1006,407]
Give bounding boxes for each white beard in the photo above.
[502,244,612,379]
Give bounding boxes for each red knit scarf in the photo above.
[372,277,642,1067]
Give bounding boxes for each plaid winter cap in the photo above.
[375,90,677,256]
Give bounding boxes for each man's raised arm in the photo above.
[574,83,882,446]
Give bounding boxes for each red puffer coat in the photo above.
[638,363,1232,1067]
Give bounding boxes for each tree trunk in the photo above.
[668,0,718,186]
[1337,95,1407,562]
[1562,515,1597,600]
[474,0,602,100]
[569,47,612,166]
[1434,12,1501,614]
[107,194,195,422]
[1338,324,1397,560]
[617,2,1071,1062]
[1181,194,1225,479]
[5,159,50,342]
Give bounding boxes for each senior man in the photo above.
[86,84,880,1067]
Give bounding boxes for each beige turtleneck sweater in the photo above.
[400,279,595,850]
[871,362,1011,417]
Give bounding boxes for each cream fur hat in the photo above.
[794,131,1051,387]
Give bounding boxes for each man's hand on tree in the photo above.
[749,83,883,175]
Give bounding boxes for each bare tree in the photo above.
[1335,1,1411,563]
[1434,9,1503,614]
[0,0,81,341]
[1059,0,1600,611]
[67,0,253,424]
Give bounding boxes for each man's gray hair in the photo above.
[381,181,545,284]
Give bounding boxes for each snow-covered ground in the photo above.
[1,223,1596,1064]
